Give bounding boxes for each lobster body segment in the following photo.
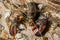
[9,25,17,36]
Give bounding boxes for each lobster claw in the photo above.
[9,26,17,36]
